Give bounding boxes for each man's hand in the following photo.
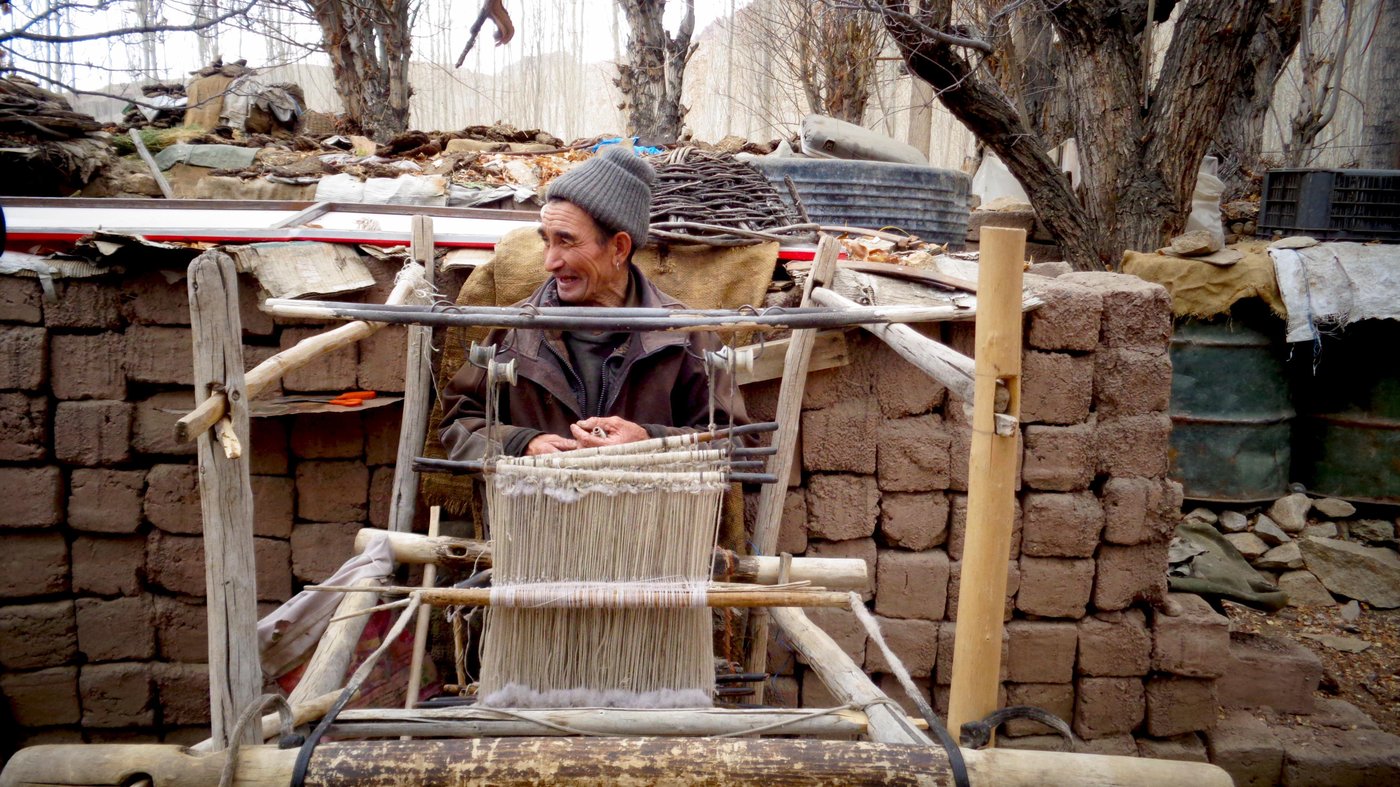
[525,434,579,455]
[570,416,648,448]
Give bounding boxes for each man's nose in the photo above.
[543,247,563,271]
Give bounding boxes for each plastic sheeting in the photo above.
[314,172,448,206]
[1271,241,1400,343]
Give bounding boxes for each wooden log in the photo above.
[771,605,931,746]
[963,748,1235,787]
[174,267,422,444]
[388,216,435,533]
[128,128,175,199]
[352,529,868,591]
[947,227,1026,738]
[733,329,850,386]
[746,234,842,702]
[187,250,261,749]
[287,580,381,706]
[188,690,339,755]
[403,507,440,717]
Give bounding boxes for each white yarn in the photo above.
[488,580,709,609]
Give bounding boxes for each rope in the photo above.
[219,694,293,787]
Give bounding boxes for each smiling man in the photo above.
[438,145,748,461]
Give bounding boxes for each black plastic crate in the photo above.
[1259,168,1400,242]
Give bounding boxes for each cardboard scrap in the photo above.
[224,241,375,299]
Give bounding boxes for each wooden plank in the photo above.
[744,235,843,702]
[786,257,979,293]
[186,249,261,749]
[286,580,380,707]
[330,706,881,738]
[947,227,1027,739]
[128,129,175,199]
[734,329,850,386]
[388,215,435,533]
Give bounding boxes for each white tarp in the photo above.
[315,172,448,206]
[1270,241,1400,343]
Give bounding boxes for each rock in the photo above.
[1167,230,1222,256]
[1253,515,1291,547]
[1277,570,1336,607]
[1218,510,1249,533]
[1348,519,1395,544]
[1339,600,1361,622]
[1298,632,1372,653]
[1269,236,1318,250]
[1224,532,1270,561]
[1255,542,1304,571]
[1303,522,1338,539]
[1299,537,1400,609]
[1312,498,1355,518]
[1267,494,1311,533]
[1184,507,1219,526]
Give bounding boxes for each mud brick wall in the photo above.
[747,271,1228,749]
[0,257,436,756]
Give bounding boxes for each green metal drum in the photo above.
[1169,316,1294,502]
[1291,320,1400,504]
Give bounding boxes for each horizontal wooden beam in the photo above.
[308,584,855,610]
[734,329,850,386]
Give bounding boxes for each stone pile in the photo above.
[1186,493,1400,610]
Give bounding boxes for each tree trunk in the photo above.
[1361,0,1400,168]
[616,0,694,142]
[306,0,413,140]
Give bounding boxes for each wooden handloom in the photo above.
[0,223,1234,786]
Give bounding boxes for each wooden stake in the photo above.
[388,216,435,533]
[187,249,260,749]
[947,227,1026,739]
[744,234,842,701]
[403,506,440,720]
[128,128,175,199]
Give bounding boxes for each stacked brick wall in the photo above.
[0,258,425,755]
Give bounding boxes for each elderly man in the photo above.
[439,145,748,461]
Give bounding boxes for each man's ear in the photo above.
[612,231,633,267]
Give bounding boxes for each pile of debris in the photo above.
[122,82,186,129]
[0,77,114,196]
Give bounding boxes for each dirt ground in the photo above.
[1226,603,1400,735]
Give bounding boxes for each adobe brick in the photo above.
[0,532,68,598]
[0,274,43,323]
[290,521,362,583]
[145,463,202,534]
[1005,621,1077,684]
[18,729,85,747]
[876,414,952,492]
[1101,477,1182,546]
[249,417,290,475]
[1094,413,1171,478]
[0,391,48,461]
[363,405,402,465]
[1004,683,1075,737]
[1020,351,1093,425]
[356,324,409,392]
[289,412,365,460]
[296,460,369,522]
[1216,631,1322,715]
[801,607,867,666]
[801,669,841,708]
[121,270,191,325]
[945,559,1018,622]
[49,332,125,399]
[877,673,933,717]
[1093,348,1171,417]
[1144,675,1216,737]
[1021,423,1094,491]
[802,338,876,410]
[255,536,293,602]
[875,341,946,417]
[1073,676,1145,739]
[367,466,393,529]
[806,538,876,601]
[1151,593,1229,678]
[1026,279,1102,352]
[1021,491,1103,558]
[250,475,294,538]
[1276,725,1400,786]
[69,468,145,533]
[0,600,77,669]
[765,675,799,708]
[776,489,808,554]
[879,491,948,551]
[1060,272,1172,353]
[0,325,48,389]
[863,615,937,678]
[71,535,144,597]
[45,279,122,329]
[0,465,63,527]
[801,397,878,473]
[153,595,207,661]
[238,277,275,336]
[54,400,133,466]
[741,379,779,422]
[280,326,358,392]
[1204,709,1283,787]
[79,662,155,727]
[874,548,949,620]
[153,662,211,726]
[948,494,1022,560]
[935,621,1007,685]
[1,667,82,727]
[124,325,194,385]
[1076,609,1151,677]
[146,532,205,596]
[1094,542,1169,611]
[766,628,797,676]
[75,596,155,662]
[806,474,878,541]
[947,421,973,492]
[131,391,197,457]
[1017,556,1093,618]
[1136,733,1209,762]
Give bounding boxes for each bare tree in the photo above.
[299,0,414,139]
[871,0,1274,271]
[1283,0,1363,166]
[1360,0,1399,168]
[741,0,885,124]
[615,0,695,142]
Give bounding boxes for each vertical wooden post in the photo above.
[403,506,441,717]
[187,250,261,749]
[947,227,1026,738]
[744,234,841,701]
[389,215,435,532]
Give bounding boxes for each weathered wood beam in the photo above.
[733,329,850,386]
[388,216,435,533]
[310,584,855,610]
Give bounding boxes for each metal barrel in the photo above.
[1169,317,1294,503]
[1291,320,1400,504]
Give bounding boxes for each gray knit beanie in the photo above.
[545,145,655,249]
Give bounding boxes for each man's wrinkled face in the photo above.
[538,200,630,307]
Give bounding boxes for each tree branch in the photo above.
[2,0,258,44]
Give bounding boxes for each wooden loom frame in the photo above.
[0,224,1234,786]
